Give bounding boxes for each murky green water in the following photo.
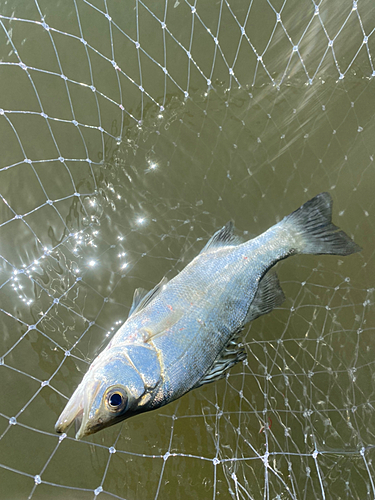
[0,1,374,499]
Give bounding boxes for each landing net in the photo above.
[0,1,374,499]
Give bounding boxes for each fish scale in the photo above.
[55,192,361,439]
[148,250,267,397]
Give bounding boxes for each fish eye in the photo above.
[109,393,122,407]
[105,388,127,412]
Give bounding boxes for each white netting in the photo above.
[0,0,374,499]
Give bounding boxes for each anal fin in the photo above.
[245,270,285,322]
[193,272,285,390]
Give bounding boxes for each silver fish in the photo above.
[55,193,360,439]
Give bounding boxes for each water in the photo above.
[0,1,374,499]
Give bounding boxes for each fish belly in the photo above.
[149,228,287,402]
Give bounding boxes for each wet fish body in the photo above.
[55,193,360,439]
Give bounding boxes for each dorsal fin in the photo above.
[128,277,168,318]
[193,327,246,389]
[199,221,241,255]
[245,270,285,322]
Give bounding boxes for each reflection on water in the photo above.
[0,1,374,499]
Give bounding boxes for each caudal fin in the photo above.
[283,192,361,256]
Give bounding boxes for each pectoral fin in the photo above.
[129,277,168,318]
[142,306,184,342]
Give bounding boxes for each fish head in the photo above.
[55,351,147,440]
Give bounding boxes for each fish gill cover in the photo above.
[0,1,374,499]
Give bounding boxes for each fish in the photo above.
[55,192,361,439]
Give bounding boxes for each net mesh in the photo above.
[0,0,374,499]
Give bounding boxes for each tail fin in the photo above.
[283,193,361,256]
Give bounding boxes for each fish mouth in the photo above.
[75,415,105,440]
[55,379,101,440]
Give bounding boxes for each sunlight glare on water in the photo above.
[0,1,374,499]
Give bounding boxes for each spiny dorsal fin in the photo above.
[193,327,246,389]
[245,271,285,323]
[199,221,241,255]
[128,277,168,318]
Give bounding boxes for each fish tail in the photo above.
[282,192,361,256]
